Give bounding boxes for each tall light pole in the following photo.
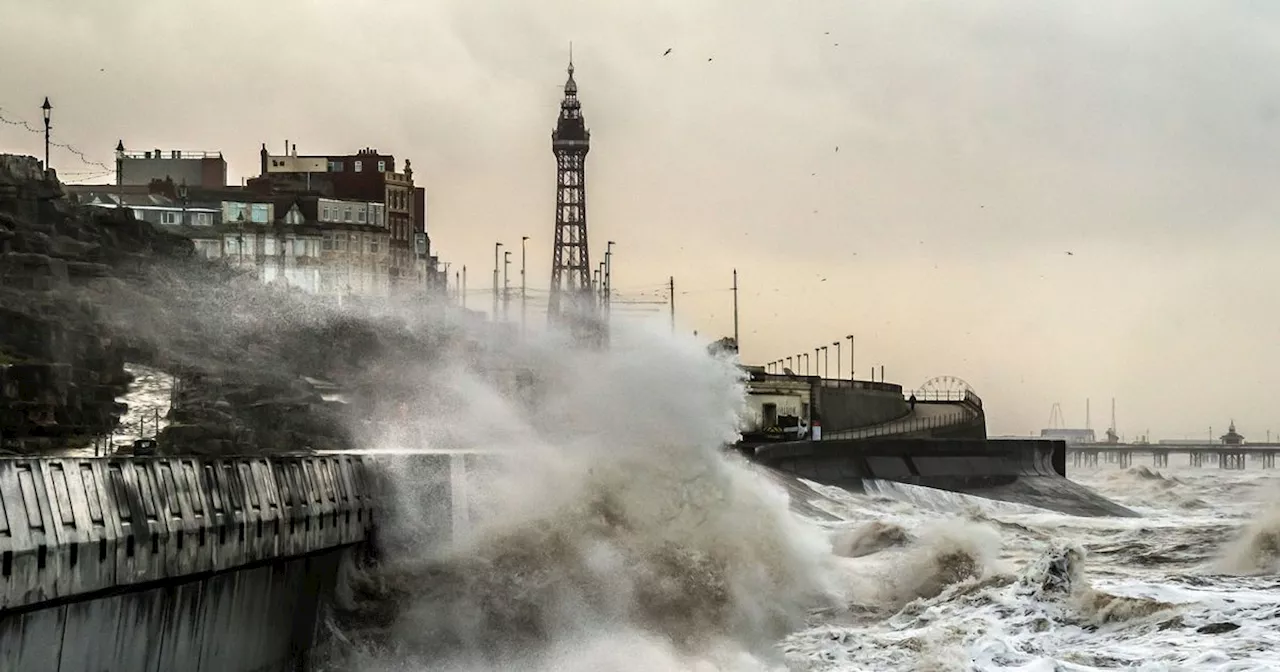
[846,335,854,381]
[814,347,820,378]
[802,353,809,375]
[833,341,842,381]
[605,241,615,321]
[786,356,793,372]
[503,250,512,321]
[462,265,468,309]
[521,236,529,334]
[115,140,125,207]
[41,97,51,174]
[732,269,739,351]
[821,345,829,378]
[492,242,502,321]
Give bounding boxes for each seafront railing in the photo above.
[822,410,970,441]
[815,378,904,394]
[901,389,983,406]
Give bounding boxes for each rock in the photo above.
[1196,622,1241,634]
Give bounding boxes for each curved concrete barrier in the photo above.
[0,453,378,671]
[754,438,1136,517]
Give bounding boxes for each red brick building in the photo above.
[251,144,434,290]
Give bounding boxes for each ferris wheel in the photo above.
[918,376,973,397]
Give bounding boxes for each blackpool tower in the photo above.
[546,56,599,343]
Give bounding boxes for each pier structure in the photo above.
[1066,442,1279,470]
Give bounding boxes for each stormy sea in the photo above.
[108,322,1280,671]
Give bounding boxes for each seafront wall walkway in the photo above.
[821,390,985,441]
[0,453,377,671]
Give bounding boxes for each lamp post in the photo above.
[786,356,793,372]
[115,140,125,207]
[846,335,854,381]
[814,347,821,378]
[492,242,502,321]
[833,341,842,381]
[41,97,51,174]
[821,345,829,378]
[521,236,529,334]
[802,353,809,376]
[605,240,615,321]
[503,250,512,321]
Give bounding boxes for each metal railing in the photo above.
[903,388,984,410]
[816,378,904,393]
[823,410,971,440]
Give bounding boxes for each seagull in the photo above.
[707,57,713,62]
[835,146,839,152]
[1066,251,1074,256]
[663,48,672,56]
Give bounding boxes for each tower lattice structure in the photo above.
[547,58,597,338]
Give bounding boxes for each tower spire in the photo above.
[548,54,599,345]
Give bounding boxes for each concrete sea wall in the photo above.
[756,438,1135,517]
[815,382,908,432]
[0,454,377,671]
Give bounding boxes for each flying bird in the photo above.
[707,57,713,62]
[663,48,672,56]
[835,146,839,152]
[1066,251,1074,256]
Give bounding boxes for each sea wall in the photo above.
[755,438,1136,517]
[815,382,908,432]
[0,453,378,671]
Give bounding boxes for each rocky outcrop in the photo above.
[2,154,461,456]
[0,157,153,453]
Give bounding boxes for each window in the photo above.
[227,203,247,221]
[264,238,277,256]
[322,206,330,221]
[161,211,179,225]
[369,239,379,254]
[762,403,778,428]
[250,204,269,223]
[343,207,352,222]
[354,160,363,172]
[377,160,385,172]
[357,209,366,223]
[323,234,333,251]
[194,212,210,226]
[328,160,343,172]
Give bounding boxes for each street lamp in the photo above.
[41,97,51,174]
[786,356,793,372]
[605,240,615,320]
[503,250,512,321]
[115,140,125,206]
[846,335,854,381]
[833,341,842,381]
[802,353,809,375]
[492,242,502,322]
[814,347,821,378]
[821,345,829,378]
[521,236,529,334]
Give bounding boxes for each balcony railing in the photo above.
[123,150,222,160]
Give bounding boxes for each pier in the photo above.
[1066,443,1280,470]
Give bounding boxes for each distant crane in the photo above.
[1047,402,1066,430]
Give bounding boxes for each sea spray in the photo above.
[1214,506,1280,575]
[331,321,841,670]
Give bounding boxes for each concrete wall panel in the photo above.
[1,454,377,612]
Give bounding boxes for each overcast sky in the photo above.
[3,0,1279,438]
